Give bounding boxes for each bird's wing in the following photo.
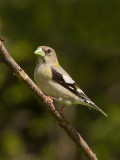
[51,66,84,97]
[51,66,108,116]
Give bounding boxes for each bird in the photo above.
[34,46,107,116]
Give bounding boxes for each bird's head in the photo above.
[34,46,59,67]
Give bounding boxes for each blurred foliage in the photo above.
[0,0,120,160]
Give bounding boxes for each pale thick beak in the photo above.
[34,47,45,57]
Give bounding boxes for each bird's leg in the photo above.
[49,96,65,114]
[60,105,65,113]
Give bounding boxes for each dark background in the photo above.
[0,0,120,160]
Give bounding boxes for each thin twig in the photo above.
[0,40,98,160]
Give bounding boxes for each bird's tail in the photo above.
[88,102,108,116]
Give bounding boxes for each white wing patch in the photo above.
[62,74,84,94]
[63,75,75,84]
[86,99,91,104]
[76,87,84,93]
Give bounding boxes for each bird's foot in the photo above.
[49,96,58,101]
[47,96,53,105]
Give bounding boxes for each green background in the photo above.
[0,0,120,160]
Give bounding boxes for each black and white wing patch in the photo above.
[51,68,108,116]
[51,67,84,97]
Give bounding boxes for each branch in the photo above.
[0,40,98,160]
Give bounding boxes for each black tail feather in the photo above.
[89,102,108,116]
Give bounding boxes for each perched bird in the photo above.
[34,46,107,116]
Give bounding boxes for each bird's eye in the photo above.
[46,49,51,53]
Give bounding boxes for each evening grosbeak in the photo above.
[34,46,107,116]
